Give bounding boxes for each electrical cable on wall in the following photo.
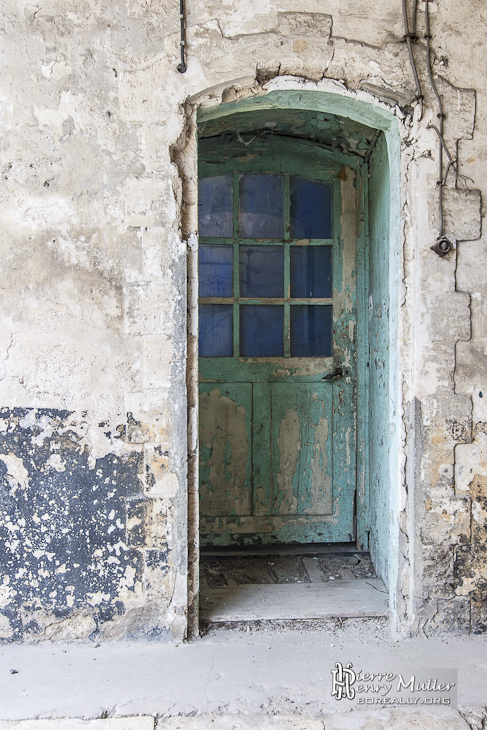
[427,123,472,190]
[424,0,446,239]
[402,0,423,120]
[403,0,473,256]
[177,0,187,73]
[411,0,418,41]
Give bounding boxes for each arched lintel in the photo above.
[197,87,402,205]
[198,88,395,135]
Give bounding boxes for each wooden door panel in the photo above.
[252,382,271,517]
[199,384,252,517]
[271,383,333,516]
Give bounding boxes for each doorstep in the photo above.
[200,578,389,622]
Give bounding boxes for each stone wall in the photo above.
[0,0,486,640]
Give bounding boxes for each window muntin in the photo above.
[198,172,333,358]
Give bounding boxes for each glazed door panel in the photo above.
[198,166,357,546]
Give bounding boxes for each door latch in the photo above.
[322,367,343,381]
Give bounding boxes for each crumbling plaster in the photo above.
[0,0,486,639]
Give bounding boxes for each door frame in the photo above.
[186,87,402,636]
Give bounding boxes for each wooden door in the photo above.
[198,145,357,546]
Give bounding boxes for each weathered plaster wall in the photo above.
[1,0,486,639]
[397,0,483,632]
[368,132,392,585]
[0,0,190,640]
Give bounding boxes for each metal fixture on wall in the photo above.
[177,0,187,73]
[430,235,452,257]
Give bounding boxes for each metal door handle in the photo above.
[322,367,343,381]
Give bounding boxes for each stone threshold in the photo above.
[200,579,389,622]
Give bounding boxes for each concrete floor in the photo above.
[0,711,479,730]
[0,621,486,728]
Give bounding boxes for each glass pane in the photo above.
[240,245,284,298]
[239,174,283,239]
[240,305,284,357]
[199,305,233,357]
[199,176,233,237]
[290,177,332,239]
[290,305,333,357]
[199,245,233,297]
[290,246,332,298]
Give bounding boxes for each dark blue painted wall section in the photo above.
[0,407,164,641]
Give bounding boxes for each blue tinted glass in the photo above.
[290,305,332,357]
[199,176,233,237]
[240,245,284,298]
[290,246,332,298]
[199,245,233,297]
[240,305,283,357]
[290,177,332,239]
[199,305,233,357]
[239,174,283,239]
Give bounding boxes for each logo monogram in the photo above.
[331,662,356,700]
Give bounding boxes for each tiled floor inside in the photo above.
[200,546,378,588]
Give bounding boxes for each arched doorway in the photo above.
[192,90,401,625]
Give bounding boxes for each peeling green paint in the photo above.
[199,386,252,517]
[366,129,399,591]
[198,89,400,557]
[198,114,358,546]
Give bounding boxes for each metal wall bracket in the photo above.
[431,235,452,257]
